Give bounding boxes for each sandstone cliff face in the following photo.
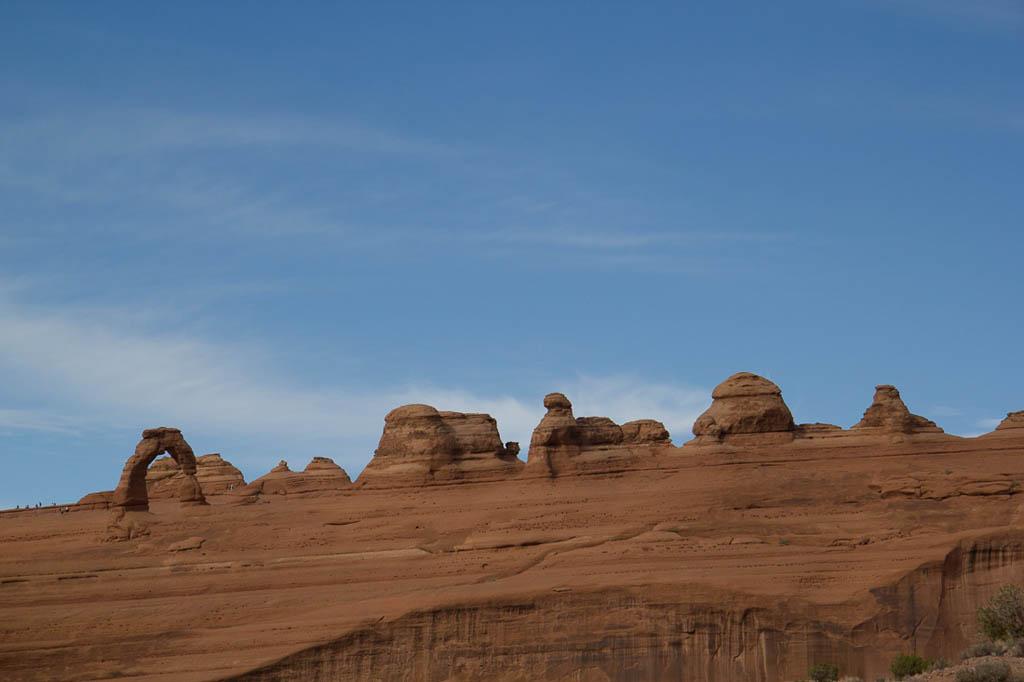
[691,372,796,445]
[147,453,245,497]
[524,392,672,477]
[852,385,942,434]
[357,404,523,487]
[222,533,1024,682]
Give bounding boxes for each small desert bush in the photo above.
[839,676,864,682]
[933,658,951,670]
[955,660,1020,682]
[810,663,839,682]
[891,653,930,680]
[979,586,1024,642]
[964,641,1007,660]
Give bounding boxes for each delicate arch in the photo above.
[112,427,207,511]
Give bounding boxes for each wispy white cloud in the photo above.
[0,109,462,163]
[0,286,708,484]
[958,417,1005,438]
[465,227,790,250]
[397,374,708,448]
[0,107,459,239]
[0,409,89,436]
[877,0,1024,28]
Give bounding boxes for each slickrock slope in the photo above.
[2,374,1024,682]
[148,453,246,498]
[525,392,673,476]
[357,404,522,487]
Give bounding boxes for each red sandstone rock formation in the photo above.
[524,392,672,476]
[357,404,523,487]
[852,384,943,434]
[690,372,796,445]
[147,453,245,498]
[111,427,207,511]
[9,382,1024,682]
[74,490,113,511]
[242,457,352,496]
[984,410,1024,438]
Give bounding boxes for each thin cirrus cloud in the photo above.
[0,409,87,436]
[876,0,1024,28]
[0,109,464,162]
[0,107,464,236]
[0,105,795,263]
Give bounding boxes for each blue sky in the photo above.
[1,1,1021,508]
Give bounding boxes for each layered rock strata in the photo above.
[356,405,523,487]
[984,410,1024,438]
[690,372,796,445]
[524,392,672,477]
[147,453,245,498]
[242,458,352,496]
[852,385,943,434]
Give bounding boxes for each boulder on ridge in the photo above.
[357,405,523,487]
[620,419,671,443]
[525,393,672,477]
[690,372,796,444]
[851,385,942,434]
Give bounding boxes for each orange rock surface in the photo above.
[148,453,246,498]
[1,376,1023,682]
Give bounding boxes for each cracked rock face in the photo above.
[357,404,523,487]
[691,372,795,441]
[852,385,942,434]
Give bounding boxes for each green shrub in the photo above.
[891,653,930,680]
[955,660,1017,682]
[810,663,839,682]
[979,585,1024,642]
